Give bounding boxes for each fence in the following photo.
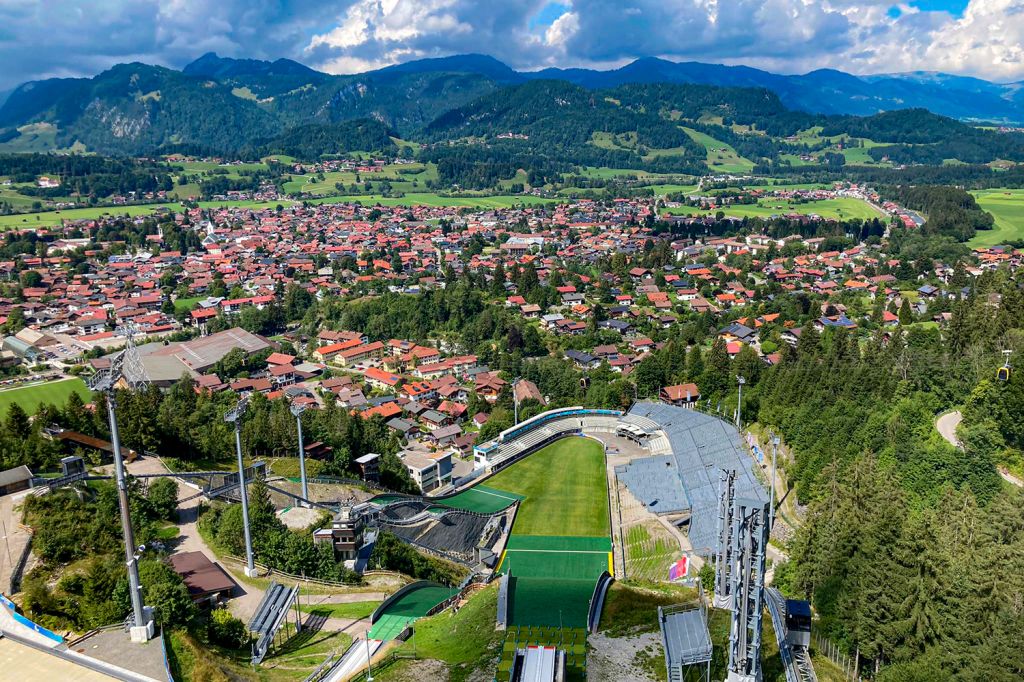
[221,554,369,588]
[813,633,859,681]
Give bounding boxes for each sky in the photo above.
[0,0,1022,91]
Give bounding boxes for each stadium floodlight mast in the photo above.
[512,376,522,425]
[364,637,375,681]
[769,435,780,531]
[735,376,746,429]
[290,401,310,506]
[87,325,154,643]
[225,395,258,577]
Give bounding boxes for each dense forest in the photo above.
[880,185,995,241]
[0,153,177,199]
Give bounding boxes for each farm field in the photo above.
[0,203,175,229]
[682,127,755,173]
[970,189,1024,247]
[282,162,439,196]
[666,196,883,221]
[0,377,92,416]
[0,199,292,229]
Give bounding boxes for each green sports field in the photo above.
[970,189,1024,247]
[0,378,92,416]
[487,437,609,536]
[490,437,612,628]
[368,584,456,641]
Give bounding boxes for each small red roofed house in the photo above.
[660,383,700,407]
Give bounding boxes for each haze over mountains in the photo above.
[1,52,1022,157]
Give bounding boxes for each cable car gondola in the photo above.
[997,350,1012,382]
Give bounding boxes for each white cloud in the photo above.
[544,10,579,47]
[923,0,1024,80]
[1,0,1024,91]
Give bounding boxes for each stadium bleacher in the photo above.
[617,402,767,555]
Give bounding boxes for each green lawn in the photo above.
[0,377,92,416]
[682,127,755,173]
[486,437,609,536]
[970,189,1024,247]
[173,295,205,312]
[300,600,381,620]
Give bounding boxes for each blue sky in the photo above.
[0,0,1021,91]
[910,0,970,12]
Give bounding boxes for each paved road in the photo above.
[936,411,1022,488]
[936,411,962,448]
[0,491,34,594]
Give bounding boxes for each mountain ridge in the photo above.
[2,53,1023,158]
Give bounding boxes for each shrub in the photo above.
[207,608,249,649]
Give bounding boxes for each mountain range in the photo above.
[184,52,1024,122]
[0,52,1022,157]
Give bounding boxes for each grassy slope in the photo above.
[486,437,608,537]
[167,626,353,682]
[0,377,91,416]
[970,189,1024,247]
[682,127,755,173]
[299,600,381,620]
[391,583,505,681]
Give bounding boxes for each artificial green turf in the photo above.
[441,485,523,513]
[0,378,92,416]
[505,535,611,552]
[486,438,612,629]
[506,578,596,628]
[369,485,522,514]
[393,582,505,675]
[368,584,456,640]
[486,437,609,537]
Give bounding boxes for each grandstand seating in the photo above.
[475,407,624,471]
[619,402,767,556]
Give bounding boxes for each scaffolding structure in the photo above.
[726,497,770,682]
[714,469,737,609]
